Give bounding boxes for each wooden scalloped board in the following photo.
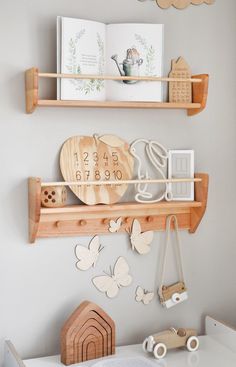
[156,0,214,9]
[60,135,134,205]
[61,301,115,365]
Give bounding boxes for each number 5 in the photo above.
[112,152,118,163]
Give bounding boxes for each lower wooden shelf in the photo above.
[28,173,209,244]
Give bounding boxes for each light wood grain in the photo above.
[28,173,208,243]
[61,301,115,365]
[38,99,201,110]
[25,68,38,113]
[28,177,41,243]
[40,201,201,217]
[187,74,209,116]
[189,173,209,233]
[38,72,202,83]
[25,68,208,115]
[41,186,67,207]
[156,0,214,9]
[169,57,192,103]
[60,135,134,205]
[161,282,187,302]
[37,209,194,239]
[41,177,201,187]
[151,328,197,350]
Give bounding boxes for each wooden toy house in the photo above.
[61,301,115,365]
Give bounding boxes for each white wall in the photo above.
[1,0,236,364]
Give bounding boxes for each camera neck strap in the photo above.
[159,215,186,296]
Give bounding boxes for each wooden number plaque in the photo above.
[169,57,192,103]
[60,134,134,205]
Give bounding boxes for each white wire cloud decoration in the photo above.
[137,0,215,9]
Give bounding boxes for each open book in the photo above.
[57,17,164,102]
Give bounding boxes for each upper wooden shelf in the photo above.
[25,68,209,116]
[28,173,209,243]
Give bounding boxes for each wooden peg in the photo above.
[102,218,110,225]
[146,216,154,223]
[79,220,87,226]
[124,217,130,224]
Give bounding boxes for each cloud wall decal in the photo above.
[138,0,215,9]
[157,0,214,9]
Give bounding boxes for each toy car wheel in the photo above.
[142,338,149,352]
[186,336,199,352]
[153,343,167,359]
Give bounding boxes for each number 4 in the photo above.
[103,152,109,166]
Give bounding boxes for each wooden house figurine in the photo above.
[169,57,192,103]
[61,301,115,365]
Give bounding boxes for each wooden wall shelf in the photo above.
[25,68,209,116]
[28,173,209,243]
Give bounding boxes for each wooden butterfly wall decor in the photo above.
[108,217,122,233]
[75,236,103,271]
[74,222,154,299]
[92,257,132,298]
[135,286,154,305]
[129,219,154,255]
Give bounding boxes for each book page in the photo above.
[59,17,106,100]
[106,24,164,102]
[57,16,62,100]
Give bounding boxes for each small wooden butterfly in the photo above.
[129,219,154,254]
[108,217,122,233]
[75,235,103,271]
[92,257,132,298]
[135,286,154,305]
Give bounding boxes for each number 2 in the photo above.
[83,152,89,165]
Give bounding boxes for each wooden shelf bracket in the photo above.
[25,68,38,114]
[28,173,209,244]
[28,177,41,243]
[189,173,209,233]
[187,74,209,116]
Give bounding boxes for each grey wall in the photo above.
[1,0,236,365]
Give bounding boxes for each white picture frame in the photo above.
[168,150,194,201]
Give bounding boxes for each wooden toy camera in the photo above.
[41,186,67,208]
[159,281,188,309]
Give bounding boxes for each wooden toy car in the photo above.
[143,327,199,359]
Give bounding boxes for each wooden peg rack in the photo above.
[28,173,209,244]
[25,68,209,116]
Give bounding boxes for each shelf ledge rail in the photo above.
[41,177,201,187]
[25,67,209,115]
[38,72,202,83]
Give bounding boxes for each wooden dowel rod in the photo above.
[38,72,202,83]
[41,178,201,187]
